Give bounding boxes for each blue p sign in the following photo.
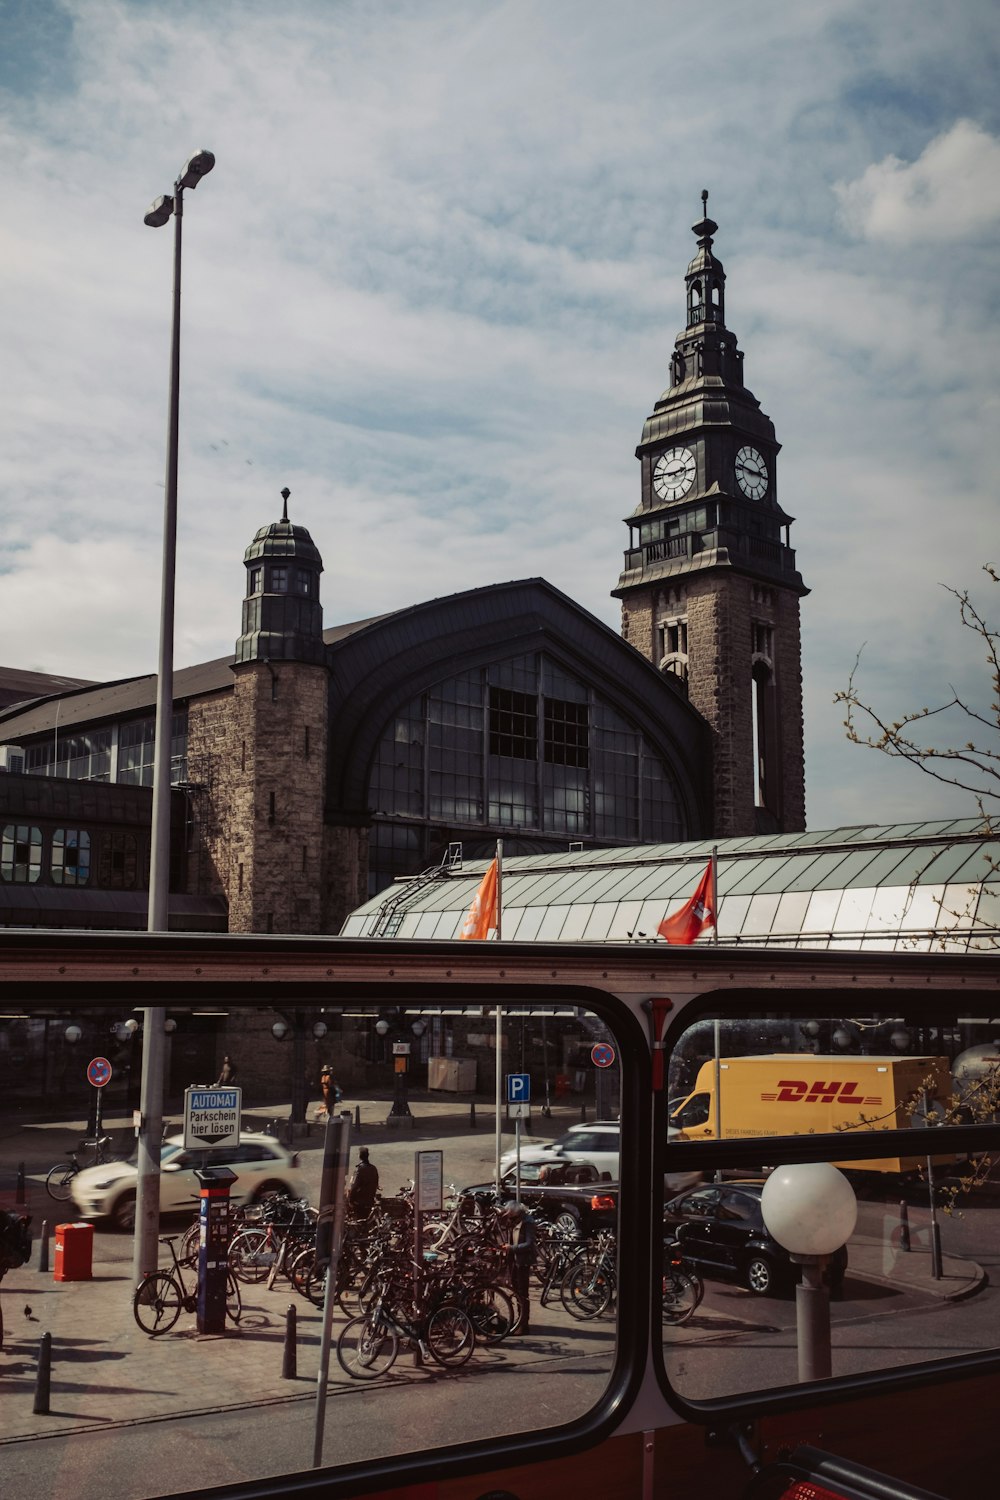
[506,1072,530,1104]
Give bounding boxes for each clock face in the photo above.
[652,447,696,502]
[735,445,768,500]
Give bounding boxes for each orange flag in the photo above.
[657,860,716,945]
[459,858,498,940]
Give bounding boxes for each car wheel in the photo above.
[112,1190,137,1232]
[554,1210,581,1238]
[249,1180,288,1203]
[745,1254,777,1296]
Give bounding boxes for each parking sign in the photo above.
[506,1073,530,1104]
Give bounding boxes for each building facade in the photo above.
[0,200,808,932]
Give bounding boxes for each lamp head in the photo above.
[760,1163,858,1258]
[375,1019,390,1037]
[65,1024,82,1044]
[177,149,215,190]
[143,194,175,228]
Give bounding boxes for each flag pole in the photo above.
[494,839,503,1193]
[711,844,719,945]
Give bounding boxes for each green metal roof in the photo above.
[341,819,999,952]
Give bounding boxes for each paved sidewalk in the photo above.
[0,1224,982,1446]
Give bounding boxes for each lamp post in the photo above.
[760,1163,857,1383]
[272,1012,330,1135]
[377,1015,424,1127]
[134,149,215,1287]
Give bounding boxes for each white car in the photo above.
[70,1133,305,1231]
[501,1120,701,1195]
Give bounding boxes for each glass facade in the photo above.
[368,653,686,892]
[23,712,188,787]
[25,729,112,782]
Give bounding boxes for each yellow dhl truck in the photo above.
[668,1053,955,1173]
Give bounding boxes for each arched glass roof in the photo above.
[341,818,999,953]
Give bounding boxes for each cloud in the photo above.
[834,119,1000,243]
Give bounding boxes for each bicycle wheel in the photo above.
[467,1284,514,1345]
[179,1220,201,1269]
[561,1261,615,1320]
[45,1164,77,1203]
[426,1305,476,1366]
[226,1272,243,1325]
[336,1314,398,1379]
[661,1270,699,1325]
[229,1229,273,1284]
[133,1272,183,1336]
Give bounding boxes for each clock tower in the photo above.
[613,194,808,835]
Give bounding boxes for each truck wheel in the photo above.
[745,1254,777,1296]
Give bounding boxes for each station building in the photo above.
[0,199,807,937]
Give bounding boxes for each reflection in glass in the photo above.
[1,1000,619,1492]
[663,1003,1000,1398]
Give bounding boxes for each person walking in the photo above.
[503,1204,537,1335]
[347,1147,380,1220]
[318,1064,341,1118]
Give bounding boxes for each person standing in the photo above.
[503,1204,537,1334]
[215,1055,236,1086]
[347,1147,380,1219]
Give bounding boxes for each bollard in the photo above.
[354,1104,362,1132]
[469,1100,477,1128]
[38,1220,49,1275]
[898,1200,911,1253]
[33,1332,52,1415]
[282,1303,297,1379]
[16,1162,25,1206]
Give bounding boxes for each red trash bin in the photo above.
[54,1222,94,1281]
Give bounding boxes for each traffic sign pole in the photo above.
[86,1057,113,1154]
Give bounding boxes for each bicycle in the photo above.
[661,1239,703,1326]
[133,1234,242,1336]
[336,1267,475,1379]
[45,1135,114,1202]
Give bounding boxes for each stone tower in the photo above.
[613,194,808,835]
[227,489,329,932]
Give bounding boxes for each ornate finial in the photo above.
[701,188,708,210]
[280,487,290,522]
[692,189,718,244]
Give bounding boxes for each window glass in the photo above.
[0,824,41,883]
[662,999,1000,1400]
[0,997,624,1490]
[52,829,91,886]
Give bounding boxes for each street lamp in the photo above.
[377,1014,423,1127]
[134,149,215,1288]
[760,1163,857,1383]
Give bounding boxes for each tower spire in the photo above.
[281,487,290,523]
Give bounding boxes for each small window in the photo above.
[489,687,537,761]
[249,566,262,595]
[294,569,313,596]
[52,829,91,886]
[98,832,140,890]
[0,825,42,883]
[270,566,288,591]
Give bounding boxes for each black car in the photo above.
[664,1181,848,1297]
[460,1160,618,1238]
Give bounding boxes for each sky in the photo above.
[1,0,997,831]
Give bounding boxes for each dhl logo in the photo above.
[760,1080,883,1105]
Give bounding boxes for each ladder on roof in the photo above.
[367,843,464,938]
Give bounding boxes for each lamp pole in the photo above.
[760,1163,857,1385]
[134,150,215,1286]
